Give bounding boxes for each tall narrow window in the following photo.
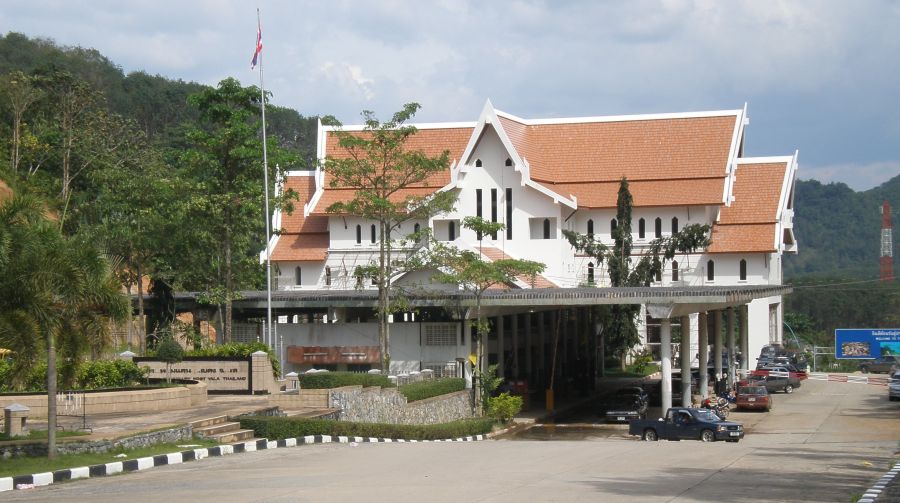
[587,262,595,284]
[587,219,594,239]
[370,224,376,244]
[449,220,456,241]
[543,218,551,239]
[490,188,498,239]
[671,217,679,234]
[356,224,362,244]
[475,189,483,239]
[707,260,715,281]
[654,217,662,238]
[325,266,332,286]
[414,223,420,235]
[672,261,679,282]
[655,268,662,282]
[295,266,302,286]
[638,218,646,239]
[505,188,513,239]
[611,219,617,234]
[739,259,747,281]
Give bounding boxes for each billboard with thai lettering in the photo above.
[835,329,900,359]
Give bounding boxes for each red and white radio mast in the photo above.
[881,201,894,282]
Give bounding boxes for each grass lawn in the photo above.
[0,438,221,478]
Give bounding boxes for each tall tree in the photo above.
[1,70,42,175]
[431,217,545,413]
[322,103,457,372]
[176,77,295,342]
[0,194,128,458]
[564,178,711,370]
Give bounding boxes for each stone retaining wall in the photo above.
[267,388,329,410]
[0,425,193,459]
[0,382,207,419]
[329,386,473,424]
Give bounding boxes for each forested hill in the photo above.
[785,175,900,280]
[0,32,317,160]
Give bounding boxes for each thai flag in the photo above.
[251,21,263,70]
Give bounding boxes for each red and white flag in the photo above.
[250,20,263,69]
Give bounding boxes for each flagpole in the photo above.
[256,8,275,362]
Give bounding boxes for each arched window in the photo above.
[672,260,679,282]
[295,266,302,286]
[739,259,747,281]
[449,220,456,241]
[587,262,595,284]
[671,217,679,234]
[707,260,715,281]
[325,266,332,286]
[587,219,594,238]
[638,218,646,239]
[505,158,513,166]
[543,218,551,239]
[475,159,483,167]
[413,223,420,242]
[610,218,618,234]
[370,224,376,244]
[654,217,662,238]
[355,224,362,244]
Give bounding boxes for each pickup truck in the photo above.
[628,407,744,443]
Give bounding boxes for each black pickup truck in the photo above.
[628,407,744,442]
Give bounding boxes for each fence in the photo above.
[56,390,90,432]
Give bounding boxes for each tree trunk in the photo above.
[378,220,390,372]
[46,333,57,459]
[224,225,233,343]
[136,263,145,353]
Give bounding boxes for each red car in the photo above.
[735,384,772,411]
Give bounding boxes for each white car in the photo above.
[889,372,900,402]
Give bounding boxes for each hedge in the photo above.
[399,378,466,402]
[238,416,495,441]
[298,371,394,389]
[184,342,280,377]
[0,359,147,392]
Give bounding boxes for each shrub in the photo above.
[487,392,523,423]
[77,360,148,389]
[298,371,393,389]
[238,416,495,441]
[400,378,465,402]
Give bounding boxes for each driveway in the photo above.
[5,378,899,502]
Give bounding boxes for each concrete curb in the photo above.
[857,461,900,502]
[0,433,487,493]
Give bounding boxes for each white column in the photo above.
[714,310,723,388]
[511,314,519,379]
[525,313,533,382]
[740,305,749,377]
[660,319,673,413]
[680,315,692,407]
[698,312,709,400]
[538,311,546,387]
[727,307,736,389]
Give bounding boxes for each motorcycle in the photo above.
[701,395,731,420]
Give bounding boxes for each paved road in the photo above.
[7,378,899,502]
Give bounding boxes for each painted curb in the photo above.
[0,433,486,492]
[859,461,900,501]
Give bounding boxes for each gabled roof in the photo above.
[708,156,795,254]
[271,173,330,262]
[479,245,558,288]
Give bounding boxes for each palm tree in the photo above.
[0,194,129,458]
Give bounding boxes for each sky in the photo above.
[3,0,899,191]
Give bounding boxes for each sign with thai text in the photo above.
[134,357,251,391]
[835,329,900,359]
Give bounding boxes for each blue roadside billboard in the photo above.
[835,328,900,359]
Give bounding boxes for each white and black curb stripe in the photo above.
[857,461,900,502]
[0,434,486,492]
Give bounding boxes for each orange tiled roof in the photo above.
[707,161,788,254]
[479,245,557,288]
[551,178,725,208]
[273,174,330,262]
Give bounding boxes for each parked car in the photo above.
[859,357,899,374]
[757,364,807,382]
[628,407,744,442]
[735,384,772,411]
[889,371,900,402]
[597,392,649,423]
[744,373,800,394]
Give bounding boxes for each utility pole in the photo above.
[880,201,894,282]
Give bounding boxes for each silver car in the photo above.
[889,372,900,402]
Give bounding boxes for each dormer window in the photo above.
[655,217,662,238]
[672,260,679,282]
[295,266,302,286]
[370,224,376,244]
[739,259,747,281]
[587,219,594,239]
[638,218,646,239]
[707,260,715,281]
[356,224,362,244]
[671,217,679,234]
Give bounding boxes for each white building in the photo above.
[266,101,798,389]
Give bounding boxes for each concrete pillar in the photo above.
[727,307,736,389]
[680,315,692,407]
[463,319,473,387]
[497,315,506,378]
[740,305,750,377]
[660,319,673,413]
[714,310,723,387]
[285,371,300,391]
[538,311,546,389]
[525,313,533,384]
[511,313,519,379]
[698,312,709,399]
[4,404,30,437]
